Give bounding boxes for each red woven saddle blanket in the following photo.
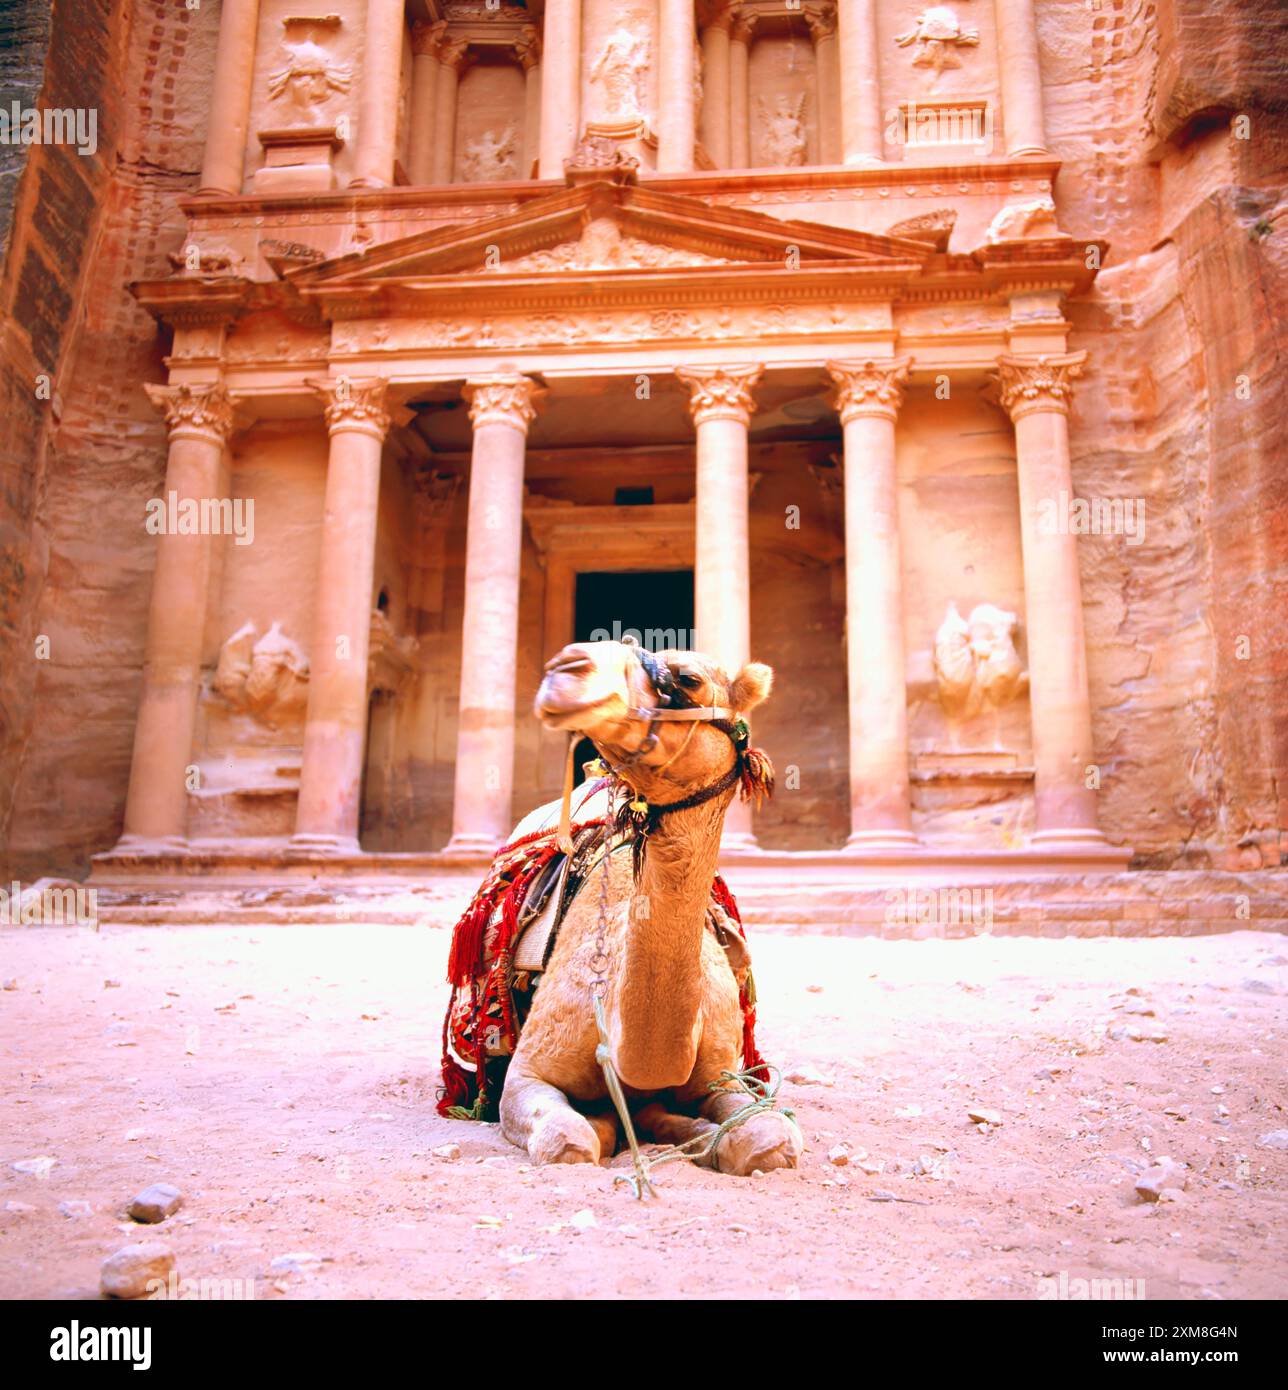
[437,818,765,1121]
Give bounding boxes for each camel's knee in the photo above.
[528,1107,604,1165]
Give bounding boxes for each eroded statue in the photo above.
[895,6,980,76]
[461,126,517,183]
[212,620,310,728]
[933,602,1028,737]
[590,26,650,122]
[757,94,807,167]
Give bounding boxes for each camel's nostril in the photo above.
[545,655,594,676]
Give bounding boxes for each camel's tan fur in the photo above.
[497,640,803,1175]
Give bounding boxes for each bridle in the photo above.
[554,636,772,864]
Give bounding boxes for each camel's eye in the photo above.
[675,671,703,691]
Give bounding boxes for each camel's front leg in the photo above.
[698,1087,804,1176]
[499,1065,606,1166]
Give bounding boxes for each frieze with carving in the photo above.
[330,301,885,355]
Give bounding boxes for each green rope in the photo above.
[592,993,794,1199]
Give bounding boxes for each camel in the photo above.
[471,637,803,1177]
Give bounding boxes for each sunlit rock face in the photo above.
[0,0,1283,881]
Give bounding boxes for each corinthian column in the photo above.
[408,21,445,186]
[350,0,406,188]
[827,359,917,848]
[430,39,471,184]
[729,9,757,168]
[658,0,697,172]
[699,2,734,168]
[516,26,543,179]
[805,2,841,165]
[837,0,882,164]
[118,384,234,848]
[292,379,391,851]
[444,376,544,856]
[198,0,260,195]
[538,0,581,179]
[677,365,762,852]
[994,0,1049,155]
[993,353,1105,846]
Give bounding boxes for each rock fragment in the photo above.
[100,1242,175,1299]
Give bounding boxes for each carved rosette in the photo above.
[463,374,544,432]
[308,377,393,438]
[411,19,446,58]
[803,2,837,43]
[826,358,913,424]
[144,382,235,444]
[677,364,763,426]
[992,352,1087,421]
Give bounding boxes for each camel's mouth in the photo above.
[534,641,637,731]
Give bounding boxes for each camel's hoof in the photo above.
[528,1110,602,1166]
[716,1111,804,1176]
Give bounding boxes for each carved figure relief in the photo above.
[756,94,808,167]
[933,603,1028,746]
[499,217,731,273]
[590,26,650,123]
[985,196,1062,244]
[212,621,310,728]
[461,126,518,183]
[895,6,980,78]
[266,19,352,124]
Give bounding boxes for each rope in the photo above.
[591,992,794,1200]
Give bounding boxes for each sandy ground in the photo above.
[1,920,1286,1301]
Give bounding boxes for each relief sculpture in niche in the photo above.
[895,6,980,80]
[933,602,1028,749]
[590,25,650,123]
[461,126,518,182]
[267,18,352,125]
[212,620,310,729]
[757,94,808,167]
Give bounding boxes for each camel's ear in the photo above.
[730,661,773,712]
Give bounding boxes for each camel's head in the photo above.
[534,640,773,803]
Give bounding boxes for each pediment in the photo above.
[286,181,933,289]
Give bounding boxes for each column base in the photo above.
[112,833,188,854]
[441,833,503,860]
[1027,827,1109,849]
[845,828,920,851]
[1008,144,1051,158]
[289,833,362,855]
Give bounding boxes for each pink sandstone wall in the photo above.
[1,1,1285,877]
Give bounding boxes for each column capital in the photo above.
[464,374,544,432]
[515,24,541,70]
[826,357,912,424]
[730,7,758,44]
[308,376,393,439]
[992,351,1086,421]
[438,36,472,74]
[677,364,763,426]
[803,1,838,43]
[411,18,446,57]
[699,0,740,35]
[144,381,235,443]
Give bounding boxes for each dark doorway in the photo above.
[571,569,694,784]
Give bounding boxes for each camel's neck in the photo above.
[609,787,733,1092]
